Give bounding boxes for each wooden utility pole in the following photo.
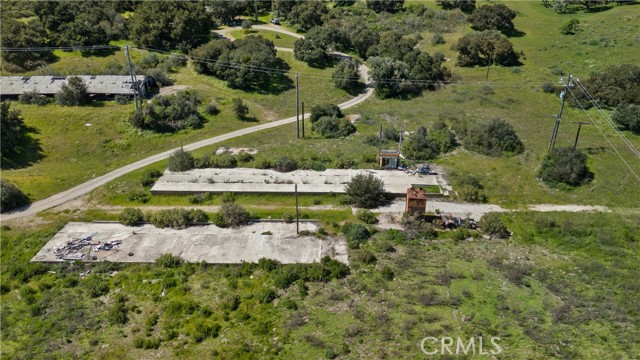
[549,74,573,152]
[295,73,300,139]
[124,45,138,110]
[572,121,591,149]
[295,184,299,234]
[301,101,305,138]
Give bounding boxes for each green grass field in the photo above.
[1,49,352,202]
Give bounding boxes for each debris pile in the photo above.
[53,233,123,260]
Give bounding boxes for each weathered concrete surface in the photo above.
[32,222,348,264]
[151,168,438,195]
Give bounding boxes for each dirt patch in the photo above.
[215,147,258,155]
[159,85,192,96]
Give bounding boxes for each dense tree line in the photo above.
[129,1,213,52]
[572,64,640,108]
[190,36,288,90]
[542,0,631,13]
[287,1,329,31]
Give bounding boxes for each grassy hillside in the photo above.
[1,212,638,359]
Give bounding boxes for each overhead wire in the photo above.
[566,87,640,184]
[572,79,640,159]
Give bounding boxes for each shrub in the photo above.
[156,253,184,268]
[258,287,277,304]
[431,33,445,45]
[147,208,208,229]
[310,104,342,123]
[258,258,280,272]
[343,223,371,249]
[141,169,163,187]
[84,275,110,298]
[468,4,517,33]
[479,213,509,238]
[333,58,362,93]
[455,30,520,67]
[283,213,294,223]
[189,192,213,204]
[56,76,89,106]
[353,249,377,264]
[455,175,487,203]
[313,116,356,138]
[541,82,556,93]
[222,294,240,311]
[275,156,298,172]
[611,104,640,132]
[144,68,173,86]
[381,266,395,280]
[119,208,144,226]
[127,189,150,203]
[133,337,161,350]
[108,294,128,325]
[538,147,593,186]
[311,161,326,171]
[237,152,254,163]
[575,64,640,107]
[211,154,238,168]
[345,174,390,208]
[191,321,221,342]
[129,90,203,132]
[0,180,29,213]
[356,209,378,224]
[463,119,524,157]
[561,19,580,35]
[232,98,249,119]
[168,148,195,172]
[205,102,220,115]
[219,203,251,228]
[19,90,48,105]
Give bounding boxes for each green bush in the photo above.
[133,337,161,350]
[352,249,377,265]
[141,169,163,187]
[309,104,343,123]
[311,161,326,171]
[56,76,89,106]
[211,154,238,168]
[561,19,580,35]
[356,209,378,224]
[0,180,29,213]
[128,90,203,132]
[237,152,254,163]
[190,321,221,342]
[205,102,220,115]
[275,156,298,172]
[84,275,110,298]
[343,223,371,249]
[146,208,208,229]
[107,294,128,325]
[127,189,150,203]
[612,104,640,133]
[218,203,251,228]
[345,174,390,208]
[189,192,213,204]
[479,213,509,239]
[258,258,280,272]
[258,287,277,304]
[155,253,184,268]
[538,147,593,186]
[431,33,445,45]
[168,148,195,172]
[463,119,524,157]
[232,98,249,119]
[119,208,144,226]
[19,90,48,105]
[312,116,356,138]
[222,294,240,311]
[455,175,487,203]
[381,266,395,280]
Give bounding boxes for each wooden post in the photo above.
[301,101,305,138]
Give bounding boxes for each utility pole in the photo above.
[295,184,299,234]
[301,102,305,138]
[571,121,591,149]
[485,44,494,82]
[548,74,573,152]
[398,125,403,153]
[124,45,138,110]
[254,0,258,21]
[295,73,300,139]
[378,123,383,156]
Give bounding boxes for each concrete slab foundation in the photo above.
[32,222,348,264]
[151,168,439,195]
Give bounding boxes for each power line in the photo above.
[566,87,640,184]
[573,79,640,159]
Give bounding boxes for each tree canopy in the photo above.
[538,147,593,186]
[437,0,476,12]
[310,104,343,123]
[0,180,29,213]
[574,64,640,108]
[0,18,53,70]
[207,0,249,25]
[0,103,25,157]
[332,58,363,93]
[345,174,390,208]
[129,91,204,132]
[288,1,328,31]
[612,104,640,133]
[312,116,356,138]
[468,4,517,33]
[403,123,456,160]
[129,1,213,51]
[366,0,405,13]
[455,30,520,67]
[56,76,89,106]
[463,119,524,157]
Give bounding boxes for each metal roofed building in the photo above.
[0,75,153,99]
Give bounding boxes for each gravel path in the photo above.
[1,27,374,221]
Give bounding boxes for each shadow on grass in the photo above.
[506,29,526,38]
[1,124,45,170]
[79,48,119,58]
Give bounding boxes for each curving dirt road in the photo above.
[2,26,374,221]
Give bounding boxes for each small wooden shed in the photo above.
[405,188,427,214]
